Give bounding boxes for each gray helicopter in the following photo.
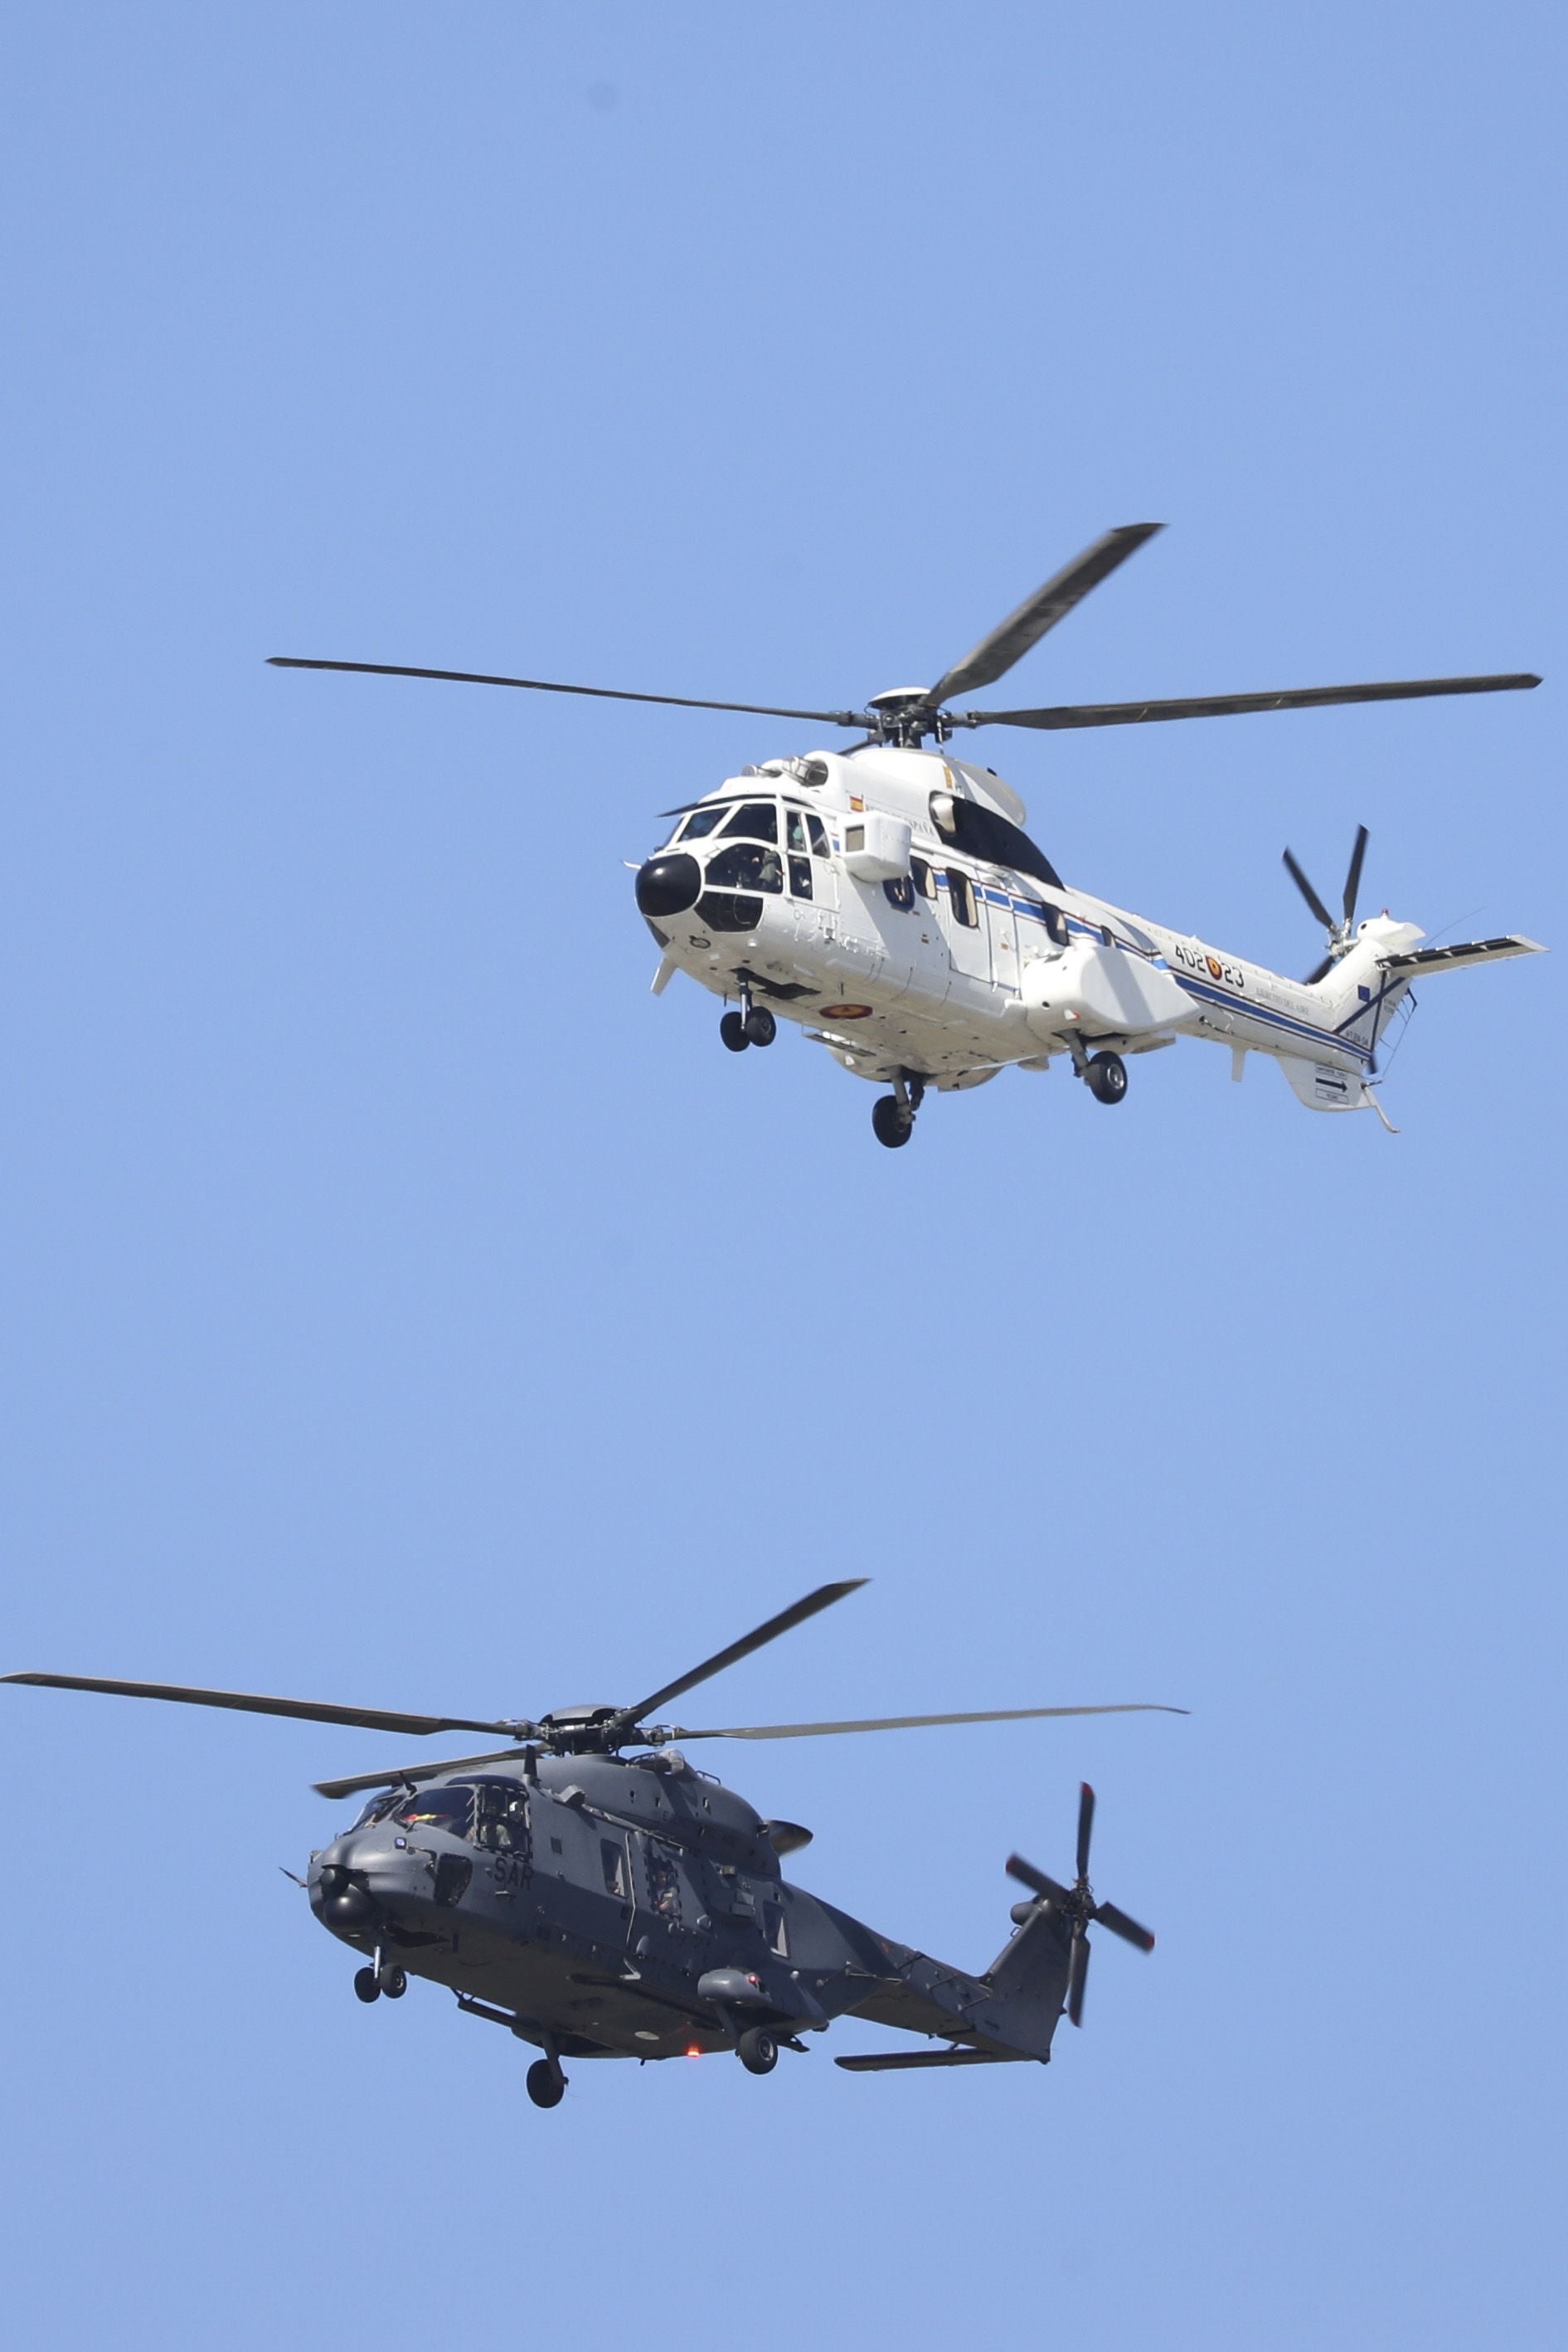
[3,1582,1179,2107]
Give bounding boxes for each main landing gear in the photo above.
[1080,1050,1128,1106]
[526,2057,568,2109]
[872,1071,925,1149]
[720,981,776,1052]
[736,2025,779,2076]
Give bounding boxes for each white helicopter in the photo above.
[272,524,1543,1146]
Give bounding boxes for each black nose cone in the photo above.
[636,853,701,919]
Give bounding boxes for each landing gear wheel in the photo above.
[737,2026,779,2076]
[352,1966,381,2004]
[1085,1051,1128,1106]
[871,1095,913,1149]
[527,2058,567,2109]
[720,1009,749,1052]
[377,1964,407,2000]
[743,1004,776,1047]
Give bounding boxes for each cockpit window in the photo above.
[679,806,729,841]
[719,801,779,843]
[705,842,783,893]
[394,1784,474,1839]
[807,814,828,858]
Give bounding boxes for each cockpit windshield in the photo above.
[392,1784,475,1839]
[677,799,780,850]
[719,801,778,842]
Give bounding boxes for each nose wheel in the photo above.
[872,1071,925,1148]
[720,985,777,1051]
[352,1951,408,2003]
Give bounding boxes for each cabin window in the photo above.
[705,843,782,894]
[678,806,729,841]
[807,814,829,858]
[600,1839,628,1898]
[763,1900,789,1957]
[789,855,813,899]
[883,875,915,911]
[645,1844,682,1918]
[1041,902,1070,947]
[947,869,978,927]
[719,800,779,843]
[911,856,937,901]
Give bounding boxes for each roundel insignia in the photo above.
[1206,955,1223,980]
[821,1002,874,1020]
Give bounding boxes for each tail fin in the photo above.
[1284,926,1545,1114]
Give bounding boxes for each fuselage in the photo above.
[634,744,1419,1111]
[308,1746,1056,2066]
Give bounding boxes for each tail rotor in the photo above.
[1007,1782,1154,2029]
[1284,823,1370,983]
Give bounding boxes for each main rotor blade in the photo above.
[1076,1781,1096,1881]
[268,657,867,731]
[1066,1927,1090,2027]
[0,1672,518,1741]
[1342,823,1369,927]
[1006,1853,1074,1907]
[313,1747,532,1801]
[1283,848,1337,932]
[1093,1899,1156,1954]
[614,1580,868,1730]
[956,673,1541,731]
[669,1701,1187,1742]
[923,525,1163,709]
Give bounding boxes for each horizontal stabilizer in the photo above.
[1380,935,1545,977]
[834,2046,1028,2071]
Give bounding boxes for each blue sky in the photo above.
[2,7,1563,2346]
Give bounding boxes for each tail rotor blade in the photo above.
[1066,1927,1090,2026]
[1283,848,1336,932]
[1342,824,1369,928]
[1094,1900,1157,1954]
[1007,1852,1073,1908]
[1075,1781,1096,1881]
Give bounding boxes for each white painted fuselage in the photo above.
[638,745,1440,1115]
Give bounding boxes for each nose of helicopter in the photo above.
[635,851,701,919]
[311,1831,420,1932]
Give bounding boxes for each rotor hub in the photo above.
[866,688,949,747]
